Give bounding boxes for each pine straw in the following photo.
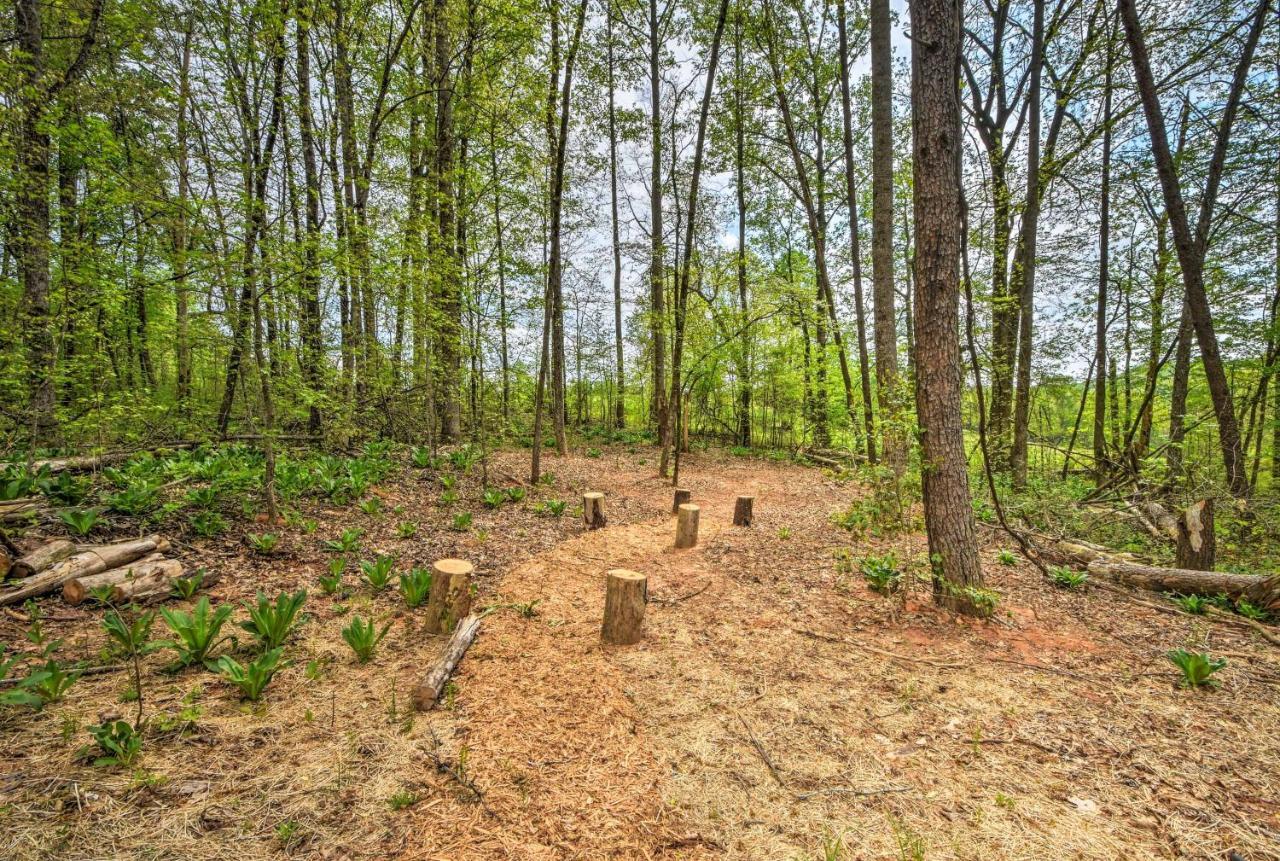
[2,448,1279,859]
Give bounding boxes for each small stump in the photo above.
[672,488,691,514]
[1176,498,1215,571]
[583,492,607,530]
[733,495,754,527]
[425,558,474,635]
[675,503,700,549]
[601,569,647,645]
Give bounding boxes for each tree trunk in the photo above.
[1175,498,1215,571]
[601,570,647,645]
[607,0,625,430]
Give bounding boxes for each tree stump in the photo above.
[1176,499,1215,571]
[425,559,474,635]
[582,492,607,529]
[733,495,754,527]
[672,488,691,514]
[675,504,700,549]
[601,569,647,645]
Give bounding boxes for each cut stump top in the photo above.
[606,568,645,582]
[433,558,474,576]
[677,504,699,514]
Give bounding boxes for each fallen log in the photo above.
[0,535,168,606]
[1086,559,1280,612]
[11,539,78,579]
[0,500,42,524]
[62,554,170,605]
[413,613,481,711]
[1140,501,1180,542]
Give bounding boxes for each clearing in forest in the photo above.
[1,447,1277,860]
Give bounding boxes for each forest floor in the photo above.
[2,445,1279,860]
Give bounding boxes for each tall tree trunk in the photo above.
[1093,30,1112,482]
[648,0,669,470]
[297,1,324,435]
[911,0,985,613]
[174,17,194,406]
[734,2,751,448]
[1136,215,1169,457]
[434,0,462,441]
[607,0,625,430]
[490,121,510,426]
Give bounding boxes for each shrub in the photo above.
[342,617,392,663]
[399,568,433,609]
[1166,649,1227,689]
[861,553,901,593]
[216,647,288,701]
[158,597,235,669]
[240,589,308,651]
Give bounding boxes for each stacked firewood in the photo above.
[0,535,202,607]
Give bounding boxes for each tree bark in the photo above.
[601,570,646,645]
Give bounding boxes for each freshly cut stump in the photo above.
[601,569,647,645]
[675,504,700,549]
[672,488,691,514]
[733,495,754,527]
[582,492,607,530]
[425,558,474,635]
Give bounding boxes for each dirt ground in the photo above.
[2,446,1278,860]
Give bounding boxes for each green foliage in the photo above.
[538,499,566,517]
[396,520,418,538]
[1049,566,1088,589]
[997,549,1017,565]
[216,647,287,701]
[452,512,473,531]
[358,496,383,516]
[411,446,437,469]
[1235,599,1268,621]
[440,474,457,491]
[41,472,89,505]
[861,553,902,593]
[57,504,101,537]
[482,488,506,509]
[23,601,46,646]
[158,597,235,669]
[246,532,280,555]
[169,570,205,600]
[360,556,396,591]
[448,446,478,473]
[26,660,79,704]
[319,558,346,595]
[102,609,157,658]
[399,568,433,609]
[586,447,602,458]
[186,486,219,508]
[190,511,227,537]
[1171,593,1207,614]
[1166,649,1227,689]
[107,482,159,516]
[324,528,362,554]
[388,789,419,810]
[240,589,308,651]
[440,490,460,506]
[505,486,526,503]
[87,720,143,767]
[342,616,392,663]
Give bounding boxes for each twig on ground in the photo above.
[736,714,786,788]
[650,580,711,605]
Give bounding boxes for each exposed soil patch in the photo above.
[2,446,1278,859]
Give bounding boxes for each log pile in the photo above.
[0,535,191,607]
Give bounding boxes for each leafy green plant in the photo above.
[448,446,477,472]
[586,447,602,458]
[87,720,143,767]
[102,610,157,658]
[319,558,345,595]
[482,488,506,509]
[1049,566,1088,590]
[505,486,526,503]
[538,471,556,487]
[186,486,219,508]
[216,647,287,701]
[158,598,235,669]
[1235,599,1268,622]
[169,570,205,600]
[439,474,457,491]
[246,532,280,556]
[997,549,1017,565]
[539,499,566,517]
[24,660,80,705]
[107,482,159,516]
[240,589,308,651]
[24,600,46,646]
[358,497,383,516]
[58,507,102,536]
[411,446,436,469]
[1166,649,1227,689]
[399,568,433,609]
[451,512,473,532]
[190,511,226,537]
[360,556,396,591]
[861,553,902,593]
[396,520,418,538]
[323,528,362,554]
[1171,593,1206,614]
[440,490,460,506]
[40,471,88,505]
[342,616,392,663]
[777,526,793,540]
[388,789,419,810]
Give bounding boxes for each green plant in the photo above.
[87,720,143,767]
[40,471,89,505]
[246,532,280,555]
[169,570,205,600]
[505,486,526,503]
[102,609,157,658]
[482,488,506,509]
[323,528,362,554]
[538,471,556,486]
[158,597,235,669]
[388,789,419,810]
[399,568,433,609]
[1166,649,1227,689]
[107,482,159,516]
[861,553,902,593]
[319,558,345,595]
[777,526,793,540]
[342,616,392,663]
[997,549,1017,565]
[0,661,48,710]
[58,507,103,536]
[1171,593,1207,614]
[1235,599,1268,621]
[240,589,308,651]
[586,447,602,458]
[23,600,46,646]
[448,446,478,472]
[452,512,473,531]
[539,499,567,517]
[411,446,435,469]
[27,659,80,704]
[1049,566,1088,590]
[190,511,227,537]
[440,490,460,506]
[186,486,219,508]
[216,647,288,701]
[396,520,418,538]
[360,556,396,591]
[439,474,457,491]
[358,497,383,516]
